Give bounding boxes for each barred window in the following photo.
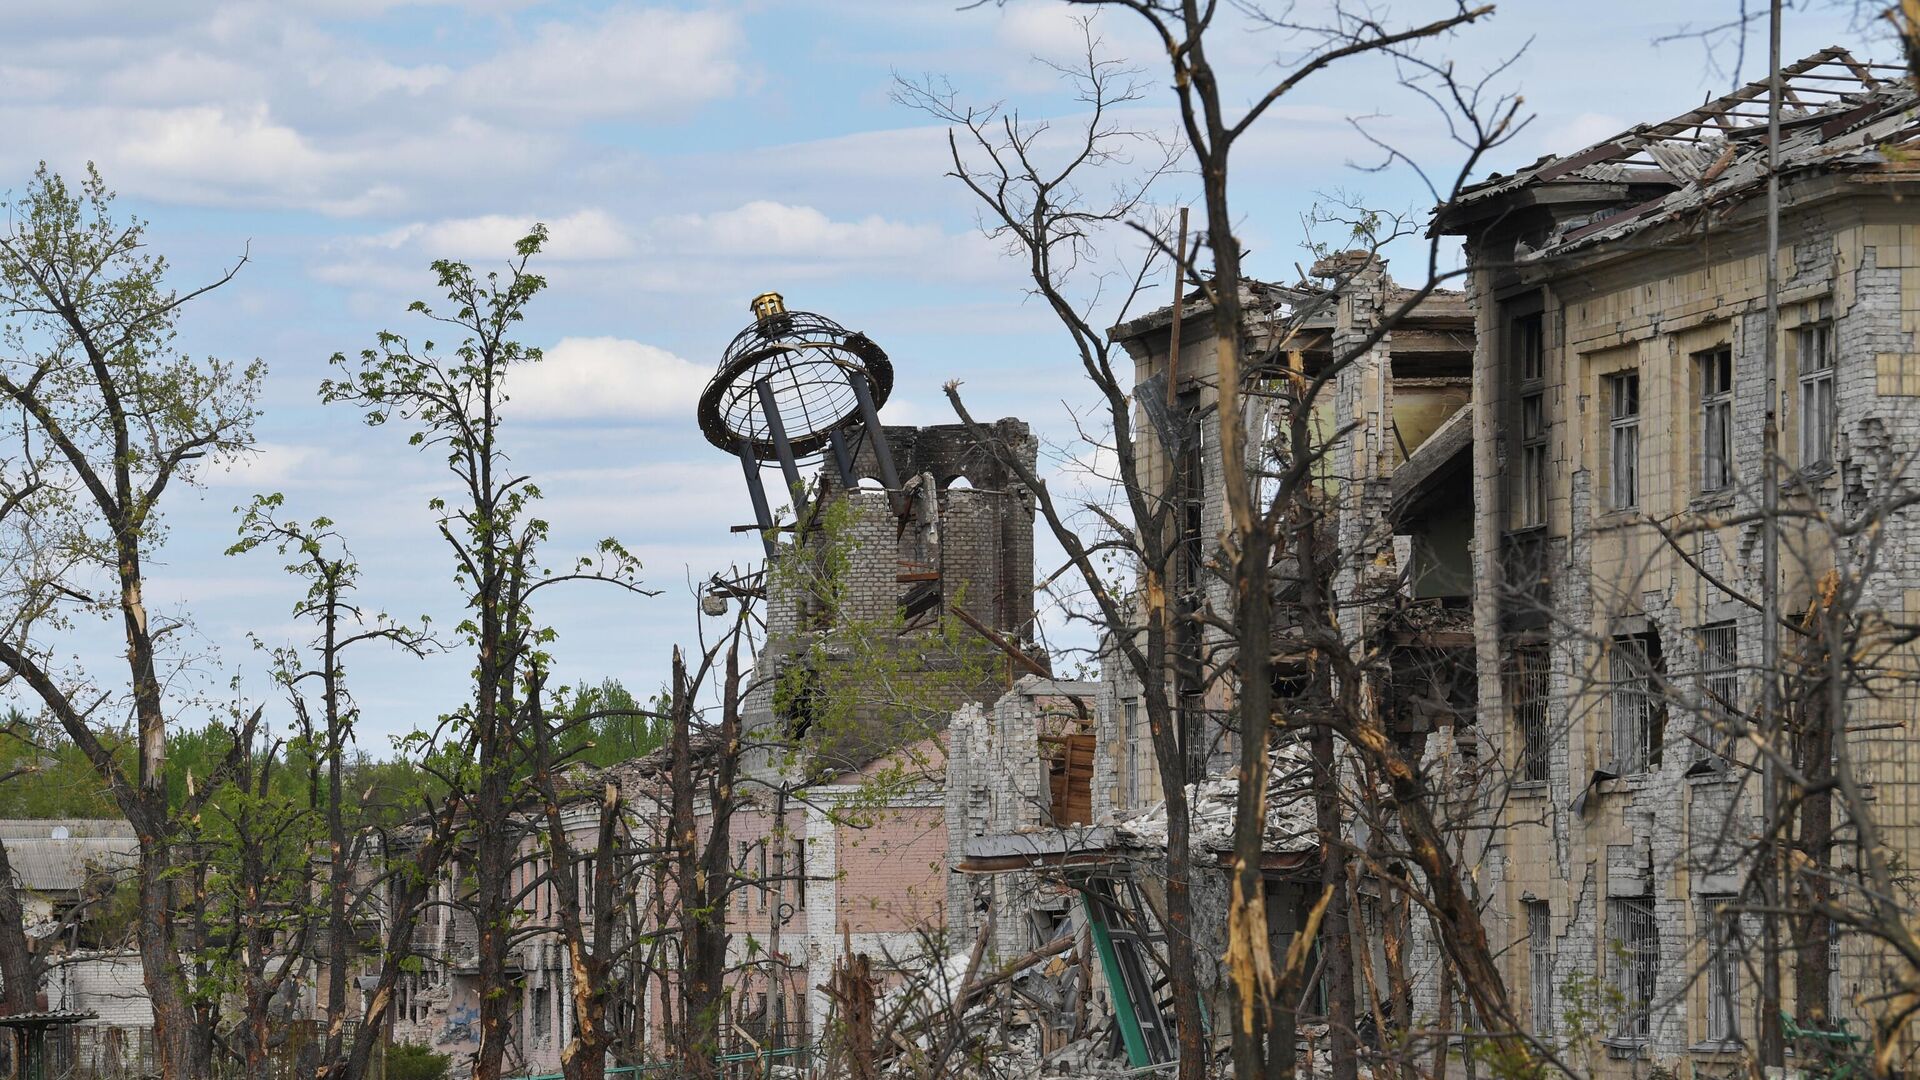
[1527,901,1555,1035]
[1608,896,1659,1041]
[1507,644,1551,783]
[1610,633,1663,773]
[1700,897,1740,1043]
[1696,623,1738,760]
[1698,346,1733,492]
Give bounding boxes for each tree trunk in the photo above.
[1314,723,1359,1080]
[1794,630,1836,1037]
[0,838,36,1016]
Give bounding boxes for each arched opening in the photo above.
[940,474,975,491]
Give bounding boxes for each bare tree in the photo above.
[925,3,1538,1075]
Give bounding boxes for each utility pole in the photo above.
[1757,0,1786,1068]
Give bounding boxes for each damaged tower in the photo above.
[697,294,1037,1040]
[699,292,1037,769]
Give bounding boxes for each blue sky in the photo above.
[0,0,1879,751]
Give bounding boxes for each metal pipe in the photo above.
[848,370,904,515]
[737,437,777,557]
[756,380,809,524]
[828,427,859,491]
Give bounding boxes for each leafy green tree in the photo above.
[554,678,669,767]
[386,1043,451,1080]
[0,165,261,1080]
[323,226,646,1080]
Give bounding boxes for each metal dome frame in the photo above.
[701,299,904,555]
[698,309,894,458]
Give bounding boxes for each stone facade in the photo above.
[1444,55,1920,1075]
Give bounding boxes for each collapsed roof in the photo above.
[1436,46,1918,255]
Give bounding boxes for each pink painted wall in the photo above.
[834,807,947,933]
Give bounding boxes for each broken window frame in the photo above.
[1608,370,1641,510]
[1526,900,1554,1035]
[794,837,807,909]
[1797,320,1836,469]
[1697,345,1734,493]
[532,980,552,1040]
[1506,642,1551,784]
[1699,895,1741,1044]
[1610,632,1663,774]
[1607,895,1659,1043]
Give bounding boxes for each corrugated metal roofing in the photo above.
[0,820,132,841]
[5,837,137,892]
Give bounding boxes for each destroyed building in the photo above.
[693,295,1042,1058]
[941,258,1478,1071]
[728,413,1039,1052]
[1436,47,1920,1072]
[364,296,1042,1076]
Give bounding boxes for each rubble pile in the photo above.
[870,923,1138,1080]
[1108,741,1319,854]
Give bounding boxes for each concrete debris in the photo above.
[874,926,1138,1080]
[1107,741,1319,854]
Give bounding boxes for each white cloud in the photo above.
[994,2,1095,63]
[457,7,745,119]
[114,104,341,192]
[661,200,948,259]
[373,209,636,261]
[203,443,321,490]
[509,337,709,422]
[99,49,266,107]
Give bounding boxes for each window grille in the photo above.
[1508,645,1551,782]
[1609,371,1641,509]
[1700,897,1740,1042]
[1608,896,1659,1041]
[1698,346,1734,491]
[1611,635,1661,773]
[1527,901,1555,1035]
[1696,623,1738,760]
